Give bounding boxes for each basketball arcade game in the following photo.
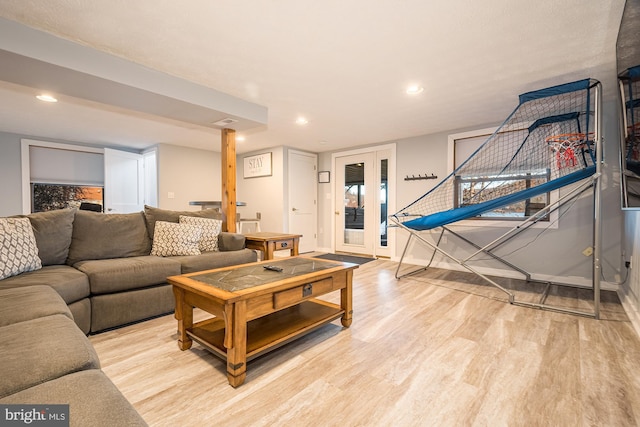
[390,79,603,318]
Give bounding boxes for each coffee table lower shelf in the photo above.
[187,299,344,362]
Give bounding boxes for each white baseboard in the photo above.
[314,247,332,254]
[397,256,619,291]
[618,288,640,338]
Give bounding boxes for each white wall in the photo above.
[236,146,286,232]
[317,152,333,250]
[156,143,221,211]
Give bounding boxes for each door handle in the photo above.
[335,211,340,215]
[292,207,298,212]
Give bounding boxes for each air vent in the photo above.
[212,118,238,126]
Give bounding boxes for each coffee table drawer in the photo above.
[273,277,336,309]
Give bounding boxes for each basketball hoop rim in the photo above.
[544,132,593,147]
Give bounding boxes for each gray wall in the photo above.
[156,143,221,211]
[0,132,24,216]
[317,95,623,285]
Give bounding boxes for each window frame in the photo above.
[21,139,104,214]
[447,128,559,229]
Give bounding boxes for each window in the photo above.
[454,171,550,219]
[21,139,104,214]
[448,128,553,224]
[31,183,104,212]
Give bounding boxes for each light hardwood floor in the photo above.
[90,259,640,426]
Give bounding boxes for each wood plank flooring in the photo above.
[90,259,640,426]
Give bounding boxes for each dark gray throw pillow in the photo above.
[67,211,151,265]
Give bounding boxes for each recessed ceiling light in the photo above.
[236,135,246,142]
[405,85,424,95]
[36,94,58,103]
[296,117,309,125]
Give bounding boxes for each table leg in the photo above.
[173,287,193,350]
[292,237,300,256]
[226,301,247,387]
[265,242,275,260]
[341,270,353,327]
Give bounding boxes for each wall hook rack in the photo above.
[404,173,438,181]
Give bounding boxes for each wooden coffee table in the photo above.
[168,257,358,387]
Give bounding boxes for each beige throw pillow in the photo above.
[151,221,202,257]
[0,217,42,280]
[179,215,222,252]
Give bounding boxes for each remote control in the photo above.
[263,265,283,272]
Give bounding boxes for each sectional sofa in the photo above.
[0,205,257,334]
[0,205,258,425]
[0,285,148,426]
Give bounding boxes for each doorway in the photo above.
[333,145,394,258]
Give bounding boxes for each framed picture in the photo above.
[318,171,330,183]
[243,152,272,178]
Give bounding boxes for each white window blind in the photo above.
[29,146,104,185]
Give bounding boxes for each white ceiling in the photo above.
[0,1,626,154]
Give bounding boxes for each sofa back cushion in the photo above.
[143,205,223,239]
[24,209,75,265]
[67,211,151,265]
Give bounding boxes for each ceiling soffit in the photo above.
[0,17,267,133]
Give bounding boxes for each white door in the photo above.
[143,149,158,207]
[335,153,375,255]
[334,147,394,257]
[288,150,317,253]
[104,148,144,213]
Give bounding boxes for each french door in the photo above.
[334,147,393,257]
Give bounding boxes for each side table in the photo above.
[243,232,302,260]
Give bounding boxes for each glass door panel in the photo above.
[343,163,365,245]
[379,158,388,248]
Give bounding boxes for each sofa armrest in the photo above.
[218,232,246,251]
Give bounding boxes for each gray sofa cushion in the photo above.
[0,265,90,304]
[218,231,247,252]
[143,205,222,239]
[90,284,174,333]
[0,265,89,304]
[0,370,148,427]
[0,314,100,398]
[24,209,75,265]
[170,249,257,274]
[68,298,91,335]
[67,211,151,265]
[0,285,72,327]
[75,256,181,294]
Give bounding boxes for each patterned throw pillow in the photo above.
[0,217,42,280]
[179,215,223,252]
[150,221,202,257]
